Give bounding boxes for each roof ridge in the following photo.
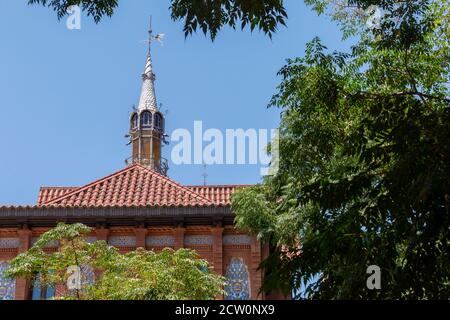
[132,164,214,204]
[40,186,78,189]
[43,165,140,206]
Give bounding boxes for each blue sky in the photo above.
[0,0,352,205]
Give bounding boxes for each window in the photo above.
[154,112,163,130]
[130,113,138,130]
[31,272,55,300]
[0,261,15,300]
[140,111,152,127]
[224,258,250,300]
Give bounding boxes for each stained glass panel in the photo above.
[224,258,250,300]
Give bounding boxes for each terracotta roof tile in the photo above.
[186,185,250,205]
[36,165,251,208]
[40,164,214,208]
[37,187,78,205]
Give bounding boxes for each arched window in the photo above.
[130,113,138,130]
[154,112,163,130]
[140,111,152,127]
[224,258,250,300]
[0,261,16,300]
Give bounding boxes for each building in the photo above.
[0,26,282,300]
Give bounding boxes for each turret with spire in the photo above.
[128,20,168,175]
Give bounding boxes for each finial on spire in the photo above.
[148,16,153,55]
[142,16,164,55]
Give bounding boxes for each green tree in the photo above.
[5,223,224,300]
[232,0,450,299]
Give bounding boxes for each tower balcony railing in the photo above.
[125,156,169,176]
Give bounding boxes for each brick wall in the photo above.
[0,225,271,300]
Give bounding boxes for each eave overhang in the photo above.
[0,205,233,228]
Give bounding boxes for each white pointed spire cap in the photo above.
[137,52,158,112]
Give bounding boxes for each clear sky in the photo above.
[0,0,352,205]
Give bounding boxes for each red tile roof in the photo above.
[37,187,78,205]
[186,185,250,205]
[39,164,213,207]
[36,164,249,208]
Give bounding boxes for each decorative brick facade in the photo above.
[0,223,270,300]
[0,164,283,301]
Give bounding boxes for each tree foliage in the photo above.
[232,0,450,299]
[28,0,119,23]
[27,0,287,39]
[27,0,432,41]
[5,223,224,300]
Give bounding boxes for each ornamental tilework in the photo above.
[146,235,174,247]
[223,235,252,245]
[184,235,213,246]
[224,258,250,300]
[0,238,19,248]
[108,236,136,247]
[0,262,15,300]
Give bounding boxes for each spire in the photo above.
[137,53,158,112]
[137,18,159,112]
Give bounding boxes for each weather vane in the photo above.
[142,16,165,52]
